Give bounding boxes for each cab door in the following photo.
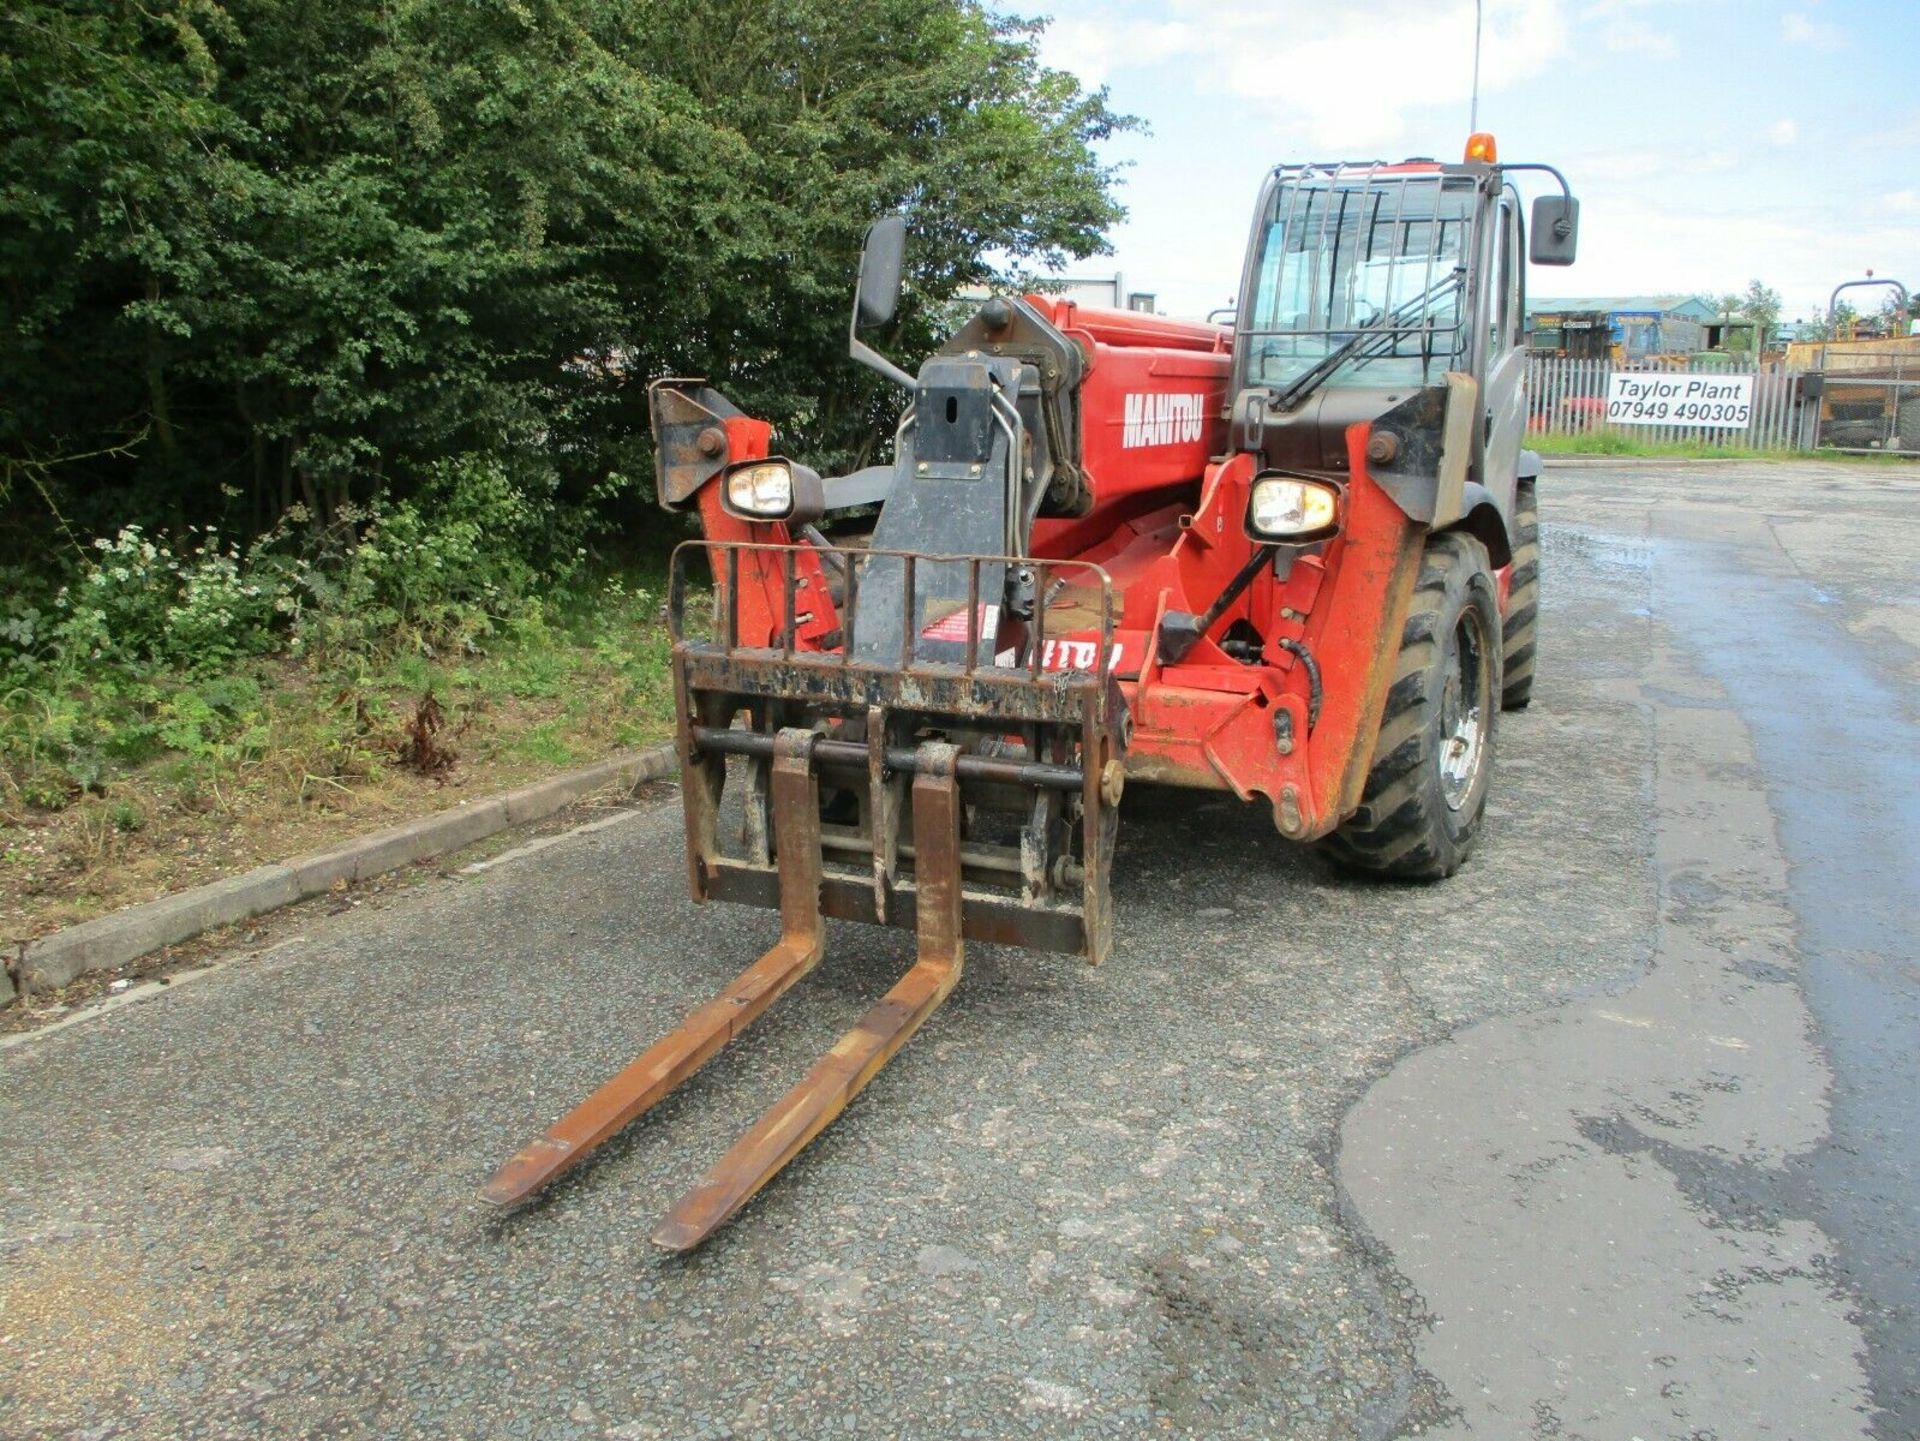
[1478,195,1528,509]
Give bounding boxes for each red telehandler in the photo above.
[484,136,1580,1248]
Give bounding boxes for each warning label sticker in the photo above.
[919,602,999,644]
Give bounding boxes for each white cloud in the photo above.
[1543,192,1916,315]
[1217,0,1571,150]
[1035,18,1200,89]
[1781,12,1845,48]
[1597,17,1678,58]
[1040,1,1570,152]
[1031,0,1915,320]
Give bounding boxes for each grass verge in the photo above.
[2,577,675,944]
[1529,431,1916,462]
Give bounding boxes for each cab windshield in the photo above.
[1242,171,1477,395]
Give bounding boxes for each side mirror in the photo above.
[847,214,915,390]
[854,215,906,329]
[1530,195,1579,266]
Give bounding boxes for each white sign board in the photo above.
[1606,372,1754,428]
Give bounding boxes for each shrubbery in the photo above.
[8,460,551,673]
[3,0,1128,555]
[0,0,1130,825]
[45,527,276,673]
[0,458,582,810]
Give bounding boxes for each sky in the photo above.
[1029,0,1919,321]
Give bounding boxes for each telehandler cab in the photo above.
[484,136,1579,1248]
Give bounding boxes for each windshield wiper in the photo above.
[1268,267,1464,412]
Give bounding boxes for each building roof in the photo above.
[1528,295,1718,319]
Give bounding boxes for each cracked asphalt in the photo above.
[3,459,1915,1440]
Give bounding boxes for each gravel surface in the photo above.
[2,460,1912,1440]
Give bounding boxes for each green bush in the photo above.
[47,526,278,675]
[0,459,578,806]
[0,456,564,678]
[282,456,555,660]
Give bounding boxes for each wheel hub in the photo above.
[1439,607,1490,811]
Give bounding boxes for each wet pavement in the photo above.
[2,459,1915,1439]
[1654,498,1920,1431]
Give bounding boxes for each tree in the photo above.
[1801,302,1857,342]
[0,1,240,546]
[0,0,1133,561]
[1877,291,1918,336]
[598,0,1134,473]
[1739,280,1783,348]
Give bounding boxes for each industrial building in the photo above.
[1527,294,1727,360]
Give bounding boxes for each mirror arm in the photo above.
[1502,162,1575,237]
[849,328,916,391]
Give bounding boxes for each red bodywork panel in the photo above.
[1024,295,1232,513]
[1041,425,1422,840]
[696,414,840,652]
[692,299,1435,841]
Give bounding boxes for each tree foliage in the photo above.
[1876,289,1918,332]
[0,0,1130,559]
[1738,280,1782,346]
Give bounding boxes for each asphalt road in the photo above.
[3,460,1915,1441]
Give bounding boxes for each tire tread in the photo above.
[1319,531,1499,881]
[1501,479,1540,710]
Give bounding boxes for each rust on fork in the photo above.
[480,729,826,1209]
[650,741,967,1251]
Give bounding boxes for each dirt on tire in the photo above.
[1320,531,1501,879]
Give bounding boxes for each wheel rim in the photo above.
[1438,605,1491,812]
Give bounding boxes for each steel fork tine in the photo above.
[480,730,825,1209]
[650,742,967,1252]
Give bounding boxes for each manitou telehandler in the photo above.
[485,136,1580,1248]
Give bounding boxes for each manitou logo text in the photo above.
[1122,392,1207,449]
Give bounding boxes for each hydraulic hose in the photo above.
[1276,638,1322,730]
[1205,545,1278,632]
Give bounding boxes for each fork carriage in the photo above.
[671,540,1127,965]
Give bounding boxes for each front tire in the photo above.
[1320,532,1501,879]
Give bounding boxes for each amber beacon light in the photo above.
[1464,132,1498,163]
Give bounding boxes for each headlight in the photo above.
[1247,475,1341,542]
[725,461,795,518]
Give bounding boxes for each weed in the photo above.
[17,766,74,812]
[505,723,577,767]
[395,691,462,777]
[0,448,675,938]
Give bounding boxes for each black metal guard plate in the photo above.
[668,539,1119,716]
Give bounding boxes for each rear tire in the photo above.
[1320,532,1500,880]
[1500,478,1539,711]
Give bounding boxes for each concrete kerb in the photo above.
[12,743,679,998]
